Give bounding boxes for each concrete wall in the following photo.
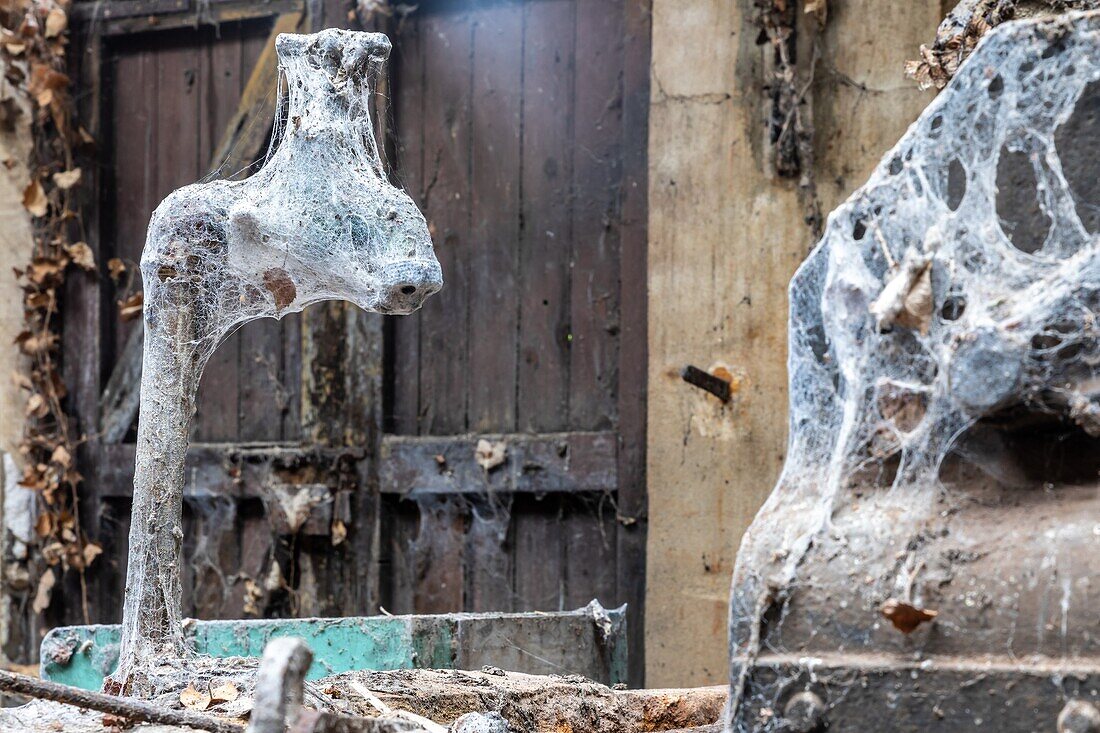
[645,0,942,686]
[0,70,35,661]
[0,78,33,462]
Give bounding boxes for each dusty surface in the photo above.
[645,0,940,686]
[328,668,726,732]
[0,667,725,732]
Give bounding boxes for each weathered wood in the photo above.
[331,668,727,733]
[417,6,472,436]
[97,443,362,498]
[517,0,575,434]
[389,14,425,436]
[98,12,303,444]
[210,11,304,177]
[71,0,304,38]
[466,2,521,434]
[380,432,617,495]
[617,0,651,689]
[569,0,622,432]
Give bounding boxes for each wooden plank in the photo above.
[196,24,243,442]
[517,0,576,433]
[211,12,304,177]
[71,0,303,38]
[379,432,617,496]
[411,496,466,613]
[513,493,563,612]
[464,494,514,612]
[98,13,303,443]
[96,443,363,498]
[389,15,424,436]
[614,0,650,688]
[466,1,522,434]
[569,0,623,432]
[563,496,617,611]
[417,7,473,436]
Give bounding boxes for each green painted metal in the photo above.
[39,606,626,691]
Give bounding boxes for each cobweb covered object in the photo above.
[116,29,442,689]
[729,11,1100,731]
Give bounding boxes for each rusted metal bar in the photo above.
[0,668,243,733]
[680,365,730,403]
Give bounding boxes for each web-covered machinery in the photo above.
[729,10,1100,732]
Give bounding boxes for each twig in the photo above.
[0,669,243,733]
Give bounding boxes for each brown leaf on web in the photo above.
[881,597,938,633]
[211,682,240,704]
[263,267,297,311]
[180,683,212,711]
[118,291,143,321]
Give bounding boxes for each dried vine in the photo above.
[753,0,825,239]
[5,0,100,622]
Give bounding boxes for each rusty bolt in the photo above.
[783,691,826,733]
[1058,700,1100,733]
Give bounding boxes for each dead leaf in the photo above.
[331,518,347,546]
[804,0,826,24]
[25,393,48,417]
[210,682,239,704]
[66,242,95,271]
[44,7,66,38]
[118,291,143,321]
[15,330,56,355]
[179,683,212,711]
[474,439,506,472]
[243,578,262,616]
[896,264,933,335]
[262,267,297,311]
[881,598,938,633]
[27,63,68,108]
[32,568,55,614]
[52,167,81,189]
[34,512,53,538]
[107,257,126,281]
[22,179,46,217]
[50,444,70,468]
[82,541,102,567]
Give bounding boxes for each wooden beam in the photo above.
[97,11,304,443]
[97,442,361,498]
[379,432,618,496]
[71,0,304,37]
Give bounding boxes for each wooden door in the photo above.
[57,2,383,649]
[380,0,649,682]
[56,0,648,686]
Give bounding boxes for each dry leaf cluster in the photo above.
[905,1,1100,90]
[4,0,101,619]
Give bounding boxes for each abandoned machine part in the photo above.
[116,26,441,691]
[729,9,1100,732]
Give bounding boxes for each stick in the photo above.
[0,669,243,733]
